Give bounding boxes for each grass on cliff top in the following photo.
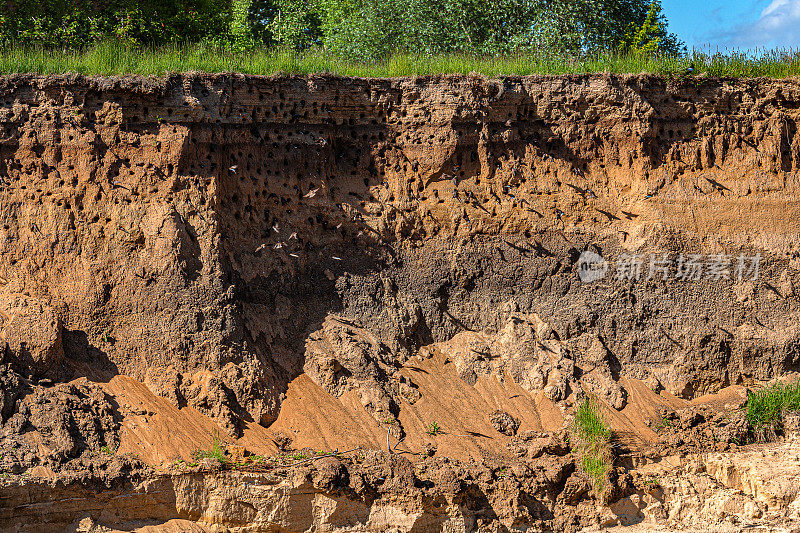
[745,380,800,442]
[571,397,613,492]
[1,42,800,78]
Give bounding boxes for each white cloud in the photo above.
[713,0,800,49]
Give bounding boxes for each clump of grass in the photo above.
[644,476,661,489]
[100,444,116,455]
[425,421,442,436]
[571,397,612,492]
[654,417,672,431]
[745,380,800,442]
[192,429,229,463]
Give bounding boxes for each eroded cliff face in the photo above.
[1,73,800,531]
[1,73,798,435]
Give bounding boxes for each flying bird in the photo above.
[531,241,554,257]
[596,208,620,221]
[503,240,531,256]
[304,188,319,198]
[566,183,586,194]
[705,176,731,193]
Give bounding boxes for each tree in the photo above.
[0,0,684,55]
[261,0,539,57]
[0,0,232,47]
[230,0,255,48]
[527,0,683,55]
[619,1,683,55]
[252,0,683,57]
[249,0,323,50]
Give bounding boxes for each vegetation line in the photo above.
[1,42,800,78]
[276,447,359,468]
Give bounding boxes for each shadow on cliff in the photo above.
[61,329,120,383]
[177,79,412,429]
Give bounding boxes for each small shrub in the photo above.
[192,429,228,463]
[100,445,116,455]
[745,380,800,441]
[425,421,442,436]
[644,476,661,489]
[571,398,612,492]
[654,417,672,431]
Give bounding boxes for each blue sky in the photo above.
[663,0,800,49]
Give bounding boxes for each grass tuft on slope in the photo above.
[571,397,613,492]
[745,380,800,442]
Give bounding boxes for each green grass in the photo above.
[571,398,613,492]
[425,421,442,436]
[0,42,800,77]
[100,445,117,455]
[192,430,229,463]
[745,380,800,441]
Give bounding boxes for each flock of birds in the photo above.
[238,149,743,265]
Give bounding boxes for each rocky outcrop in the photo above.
[3,438,799,532]
[0,448,592,532]
[0,377,123,474]
[611,439,800,530]
[0,294,63,377]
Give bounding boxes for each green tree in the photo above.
[0,0,232,47]
[258,0,323,50]
[619,1,683,55]
[0,0,684,55]
[263,0,538,57]
[527,0,682,55]
[230,0,255,48]
[253,0,683,57]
